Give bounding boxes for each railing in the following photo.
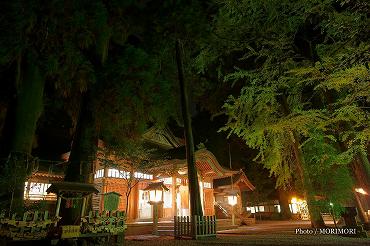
[321,212,337,224]
[24,193,57,201]
[174,216,191,237]
[215,201,229,217]
[174,215,216,239]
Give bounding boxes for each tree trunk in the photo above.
[353,188,369,224]
[336,140,370,225]
[326,91,370,225]
[357,153,370,227]
[349,158,369,225]
[281,95,325,227]
[0,80,17,158]
[3,54,45,212]
[278,188,292,220]
[64,91,96,184]
[61,90,97,225]
[358,152,370,188]
[290,132,326,228]
[176,40,203,217]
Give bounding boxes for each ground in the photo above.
[124,221,370,246]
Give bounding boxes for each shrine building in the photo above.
[23,127,255,221]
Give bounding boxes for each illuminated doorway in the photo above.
[138,190,152,218]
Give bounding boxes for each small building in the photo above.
[92,148,255,221]
[23,161,64,206]
[92,127,255,221]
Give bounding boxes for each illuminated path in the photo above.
[217,220,312,235]
[124,220,370,246]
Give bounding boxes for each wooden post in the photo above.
[81,197,87,217]
[172,176,177,217]
[193,215,196,237]
[231,206,235,226]
[152,203,159,235]
[174,216,177,237]
[55,196,62,217]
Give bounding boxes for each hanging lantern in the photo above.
[227,190,238,206]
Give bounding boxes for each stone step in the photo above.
[158,225,174,230]
[158,223,174,227]
[158,222,174,236]
[158,229,174,236]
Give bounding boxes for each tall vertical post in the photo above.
[55,197,62,216]
[176,40,203,219]
[231,210,235,226]
[55,196,62,226]
[152,203,159,235]
[81,197,87,217]
[172,176,178,217]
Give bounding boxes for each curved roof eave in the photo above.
[196,149,237,177]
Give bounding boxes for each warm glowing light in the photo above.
[291,197,297,204]
[329,202,333,206]
[290,204,298,214]
[178,169,187,175]
[355,188,368,195]
[149,190,163,203]
[228,195,237,206]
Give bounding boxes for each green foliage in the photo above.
[302,130,353,205]
[199,0,370,200]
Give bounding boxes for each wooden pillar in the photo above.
[55,196,62,217]
[25,181,30,200]
[81,197,87,217]
[172,176,178,217]
[100,167,108,212]
[128,184,139,220]
[199,176,204,214]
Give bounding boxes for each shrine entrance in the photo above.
[138,190,152,219]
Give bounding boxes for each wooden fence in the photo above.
[174,215,216,239]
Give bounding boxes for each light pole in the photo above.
[144,182,169,235]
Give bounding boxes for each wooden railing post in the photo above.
[175,215,216,239]
[174,216,177,238]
